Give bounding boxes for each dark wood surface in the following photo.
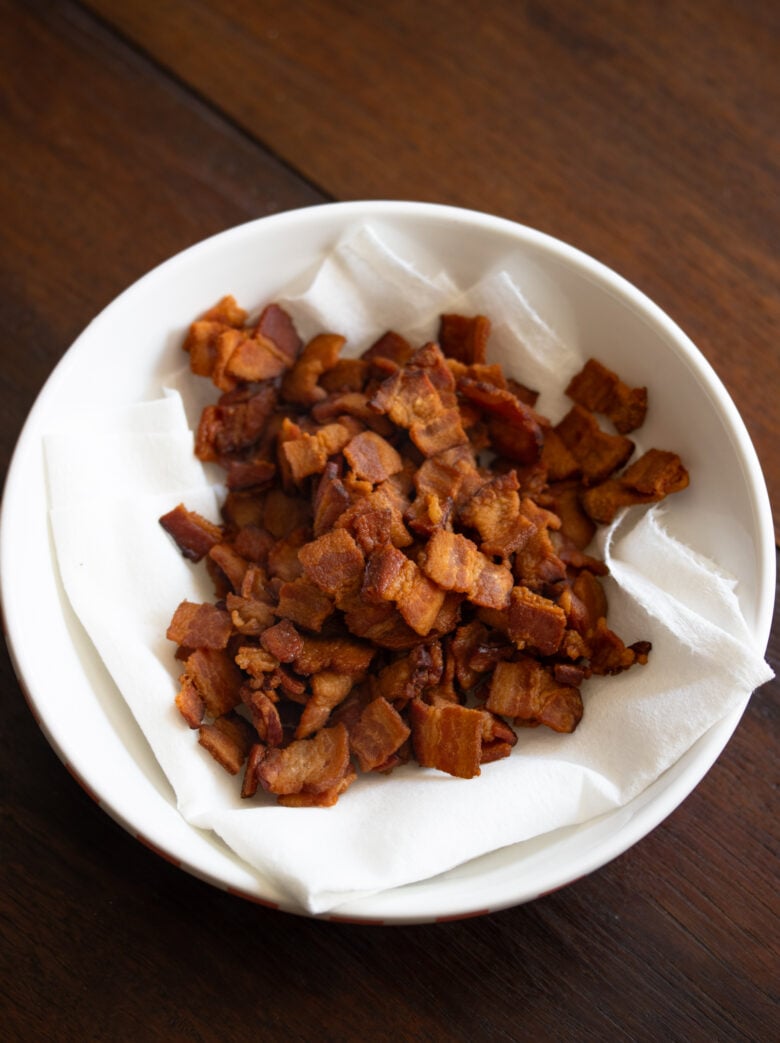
[1,1,777,1039]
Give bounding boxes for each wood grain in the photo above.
[84,0,780,538]
[1,2,777,1040]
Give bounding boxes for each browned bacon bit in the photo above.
[438,313,491,365]
[410,699,484,779]
[164,297,687,802]
[349,697,412,772]
[566,357,648,434]
[198,712,257,775]
[159,504,223,562]
[581,449,690,524]
[555,404,635,484]
[256,723,352,797]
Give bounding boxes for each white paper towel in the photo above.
[44,224,773,914]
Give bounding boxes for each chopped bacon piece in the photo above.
[485,658,583,733]
[262,488,312,539]
[581,448,689,523]
[266,528,308,583]
[370,368,443,428]
[566,357,648,434]
[512,497,567,589]
[277,766,357,807]
[507,586,567,655]
[224,458,276,491]
[207,542,249,594]
[362,544,446,635]
[195,384,278,462]
[341,597,423,650]
[234,646,278,680]
[438,313,491,365]
[231,525,275,564]
[167,601,232,650]
[554,404,635,484]
[159,504,223,562]
[409,408,468,457]
[295,672,356,739]
[241,742,267,798]
[198,294,248,329]
[175,676,205,728]
[540,426,581,481]
[458,378,544,464]
[182,647,243,718]
[198,712,257,775]
[292,634,376,677]
[280,333,345,405]
[410,699,484,779]
[479,711,517,762]
[298,528,365,599]
[260,619,304,663]
[312,463,350,536]
[319,357,369,393]
[212,304,301,388]
[243,687,284,747]
[280,418,355,482]
[372,642,444,708]
[344,430,403,483]
[362,330,414,365]
[588,618,652,675]
[542,481,596,550]
[275,577,333,632]
[350,697,411,772]
[256,723,351,797]
[458,472,531,559]
[226,592,275,635]
[420,530,513,610]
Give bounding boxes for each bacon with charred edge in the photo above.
[507,586,567,656]
[566,357,648,434]
[275,577,333,632]
[198,712,257,775]
[256,723,351,797]
[410,699,484,779]
[438,313,491,365]
[485,658,583,733]
[167,601,232,650]
[362,544,446,636]
[458,378,544,464]
[281,333,346,405]
[581,448,690,524]
[242,687,284,747]
[362,330,413,365]
[344,430,403,483]
[420,530,513,611]
[296,672,356,739]
[298,528,365,600]
[350,697,411,772]
[554,404,635,484]
[195,384,278,463]
[159,504,223,562]
[175,676,205,728]
[182,647,244,718]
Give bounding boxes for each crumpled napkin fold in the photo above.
[44,224,773,914]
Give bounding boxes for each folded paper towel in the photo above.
[44,225,773,914]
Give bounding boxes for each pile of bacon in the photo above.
[160,296,689,807]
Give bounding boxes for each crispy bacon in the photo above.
[507,586,567,655]
[256,723,351,797]
[195,384,277,462]
[581,448,689,523]
[362,544,446,636]
[181,647,243,718]
[159,504,223,562]
[350,697,411,772]
[420,530,513,610]
[280,333,345,405]
[410,699,484,779]
[566,357,648,434]
[198,712,256,774]
[554,404,635,484]
[438,313,491,365]
[298,528,365,600]
[485,658,583,733]
[344,429,403,484]
[274,577,333,632]
[167,601,232,650]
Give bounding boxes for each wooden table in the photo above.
[2,2,777,1038]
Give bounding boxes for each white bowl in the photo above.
[1,201,774,923]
